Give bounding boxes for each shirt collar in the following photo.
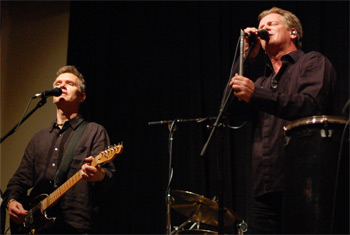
[50,114,84,132]
[265,49,304,76]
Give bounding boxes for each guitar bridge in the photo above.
[23,209,34,227]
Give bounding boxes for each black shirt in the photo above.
[4,115,116,232]
[245,50,336,197]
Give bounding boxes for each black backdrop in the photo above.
[66,1,349,234]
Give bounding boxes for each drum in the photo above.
[283,116,349,234]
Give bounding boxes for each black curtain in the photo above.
[67,1,349,233]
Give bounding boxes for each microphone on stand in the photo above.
[33,88,62,99]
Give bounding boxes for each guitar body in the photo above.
[11,194,56,234]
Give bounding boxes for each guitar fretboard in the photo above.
[38,144,122,212]
[40,171,82,211]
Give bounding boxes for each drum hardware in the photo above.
[236,220,248,235]
[175,229,218,234]
[170,190,237,227]
[169,190,239,234]
[171,219,201,234]
[283,115,347,145]
[283,115,347,133]
[189,221,200,230]
[320,128,333,138]
[319,120,333,138]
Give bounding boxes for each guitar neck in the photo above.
[39,144,123,212]
[41,170,82,211]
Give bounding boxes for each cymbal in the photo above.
[170,190,237,227]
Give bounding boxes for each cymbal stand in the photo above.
[171,218,193,234]
[148,117,215,235]
[189,221,201,230]
[171,217,201,234]
[166,119,178,235]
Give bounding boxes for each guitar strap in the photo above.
[54,121,88,187]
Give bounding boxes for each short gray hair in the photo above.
[56,65,86,93]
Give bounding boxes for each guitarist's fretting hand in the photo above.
[81,156,106,181]
[7,199,28,224]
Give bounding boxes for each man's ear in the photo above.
[80,92,86,103]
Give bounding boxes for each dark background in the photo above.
[66,1,349,234]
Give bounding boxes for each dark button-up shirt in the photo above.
[243,50,336,197]
[4,115,115,232]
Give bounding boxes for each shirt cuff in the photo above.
[251,86,271,104]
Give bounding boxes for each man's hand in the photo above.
[7,199,28,224]
[81,156,106,181]
[229,73,255,103]
[243,27,262,59]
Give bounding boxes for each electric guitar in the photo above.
[18,144,123,234]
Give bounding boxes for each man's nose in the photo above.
[58,83,66,89]
[263,26,271,32]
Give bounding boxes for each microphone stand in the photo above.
[200,30,255,234]
[148,116,215,235]
[0,97,47,144]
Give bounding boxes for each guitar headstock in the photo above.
[95,144,123,165]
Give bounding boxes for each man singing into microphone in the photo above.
[3,65,115,234]
[229,7,336,234]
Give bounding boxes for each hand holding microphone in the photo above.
[243,28,269,59]
[245,28,269,40]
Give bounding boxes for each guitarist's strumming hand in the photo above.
[7,199,28,224]
[81,156,106,181]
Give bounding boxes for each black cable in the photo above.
[330,119,349,233]
[220,35,252,130]
[220,35,241,109]
[221,35,256,112]
[0,97,47,144]
[1,97,33,144]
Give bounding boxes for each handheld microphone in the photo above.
[33,87,62,99]
[245,29,269,40]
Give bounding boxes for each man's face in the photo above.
[258,13,293,51]
[52,73,85,106]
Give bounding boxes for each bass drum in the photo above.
[176,229,217,234]
[283,116,349,234]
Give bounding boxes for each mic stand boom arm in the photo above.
[0,97,47,144]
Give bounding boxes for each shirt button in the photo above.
[52,163,56,167]
[54,147,58,151]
